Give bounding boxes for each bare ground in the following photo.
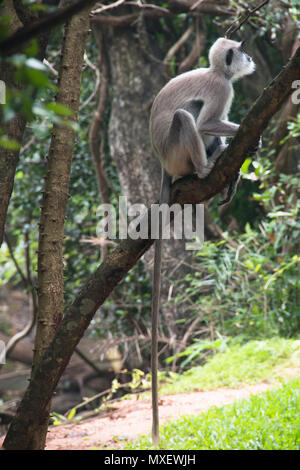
[1,368,299,450]
[45,381,280,450]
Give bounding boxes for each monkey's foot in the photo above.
[197,163,215,179]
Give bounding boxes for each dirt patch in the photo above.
[2,369,299,450]
[45,381,280,450]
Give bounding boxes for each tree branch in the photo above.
[0,0,97,56]
[163,23,194,79]
[3,232,38,358]
[3,46,300,450]
[171,46,300,205]
[178,16,206,74]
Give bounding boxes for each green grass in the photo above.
[125,378,300,450]
[159,337,300,394]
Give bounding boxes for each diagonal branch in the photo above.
[0,0,97,56]
[3,46,300,450]
[171,46,300,205]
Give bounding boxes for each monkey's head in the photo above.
[209,37,256,82]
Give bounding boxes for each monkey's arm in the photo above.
[196,80,238,137]
[199,119,239,137]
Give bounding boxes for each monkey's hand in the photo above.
[197,161,217,179]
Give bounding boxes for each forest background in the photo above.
[0,0,299,450]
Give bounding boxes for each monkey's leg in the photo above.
[151,168,171,446]
[169,109,212,178]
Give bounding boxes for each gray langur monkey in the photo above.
[149,37,256,445]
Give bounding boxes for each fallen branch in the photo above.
[3,46,300,450]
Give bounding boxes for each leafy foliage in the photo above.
[1,7,299,371]
[169,165,300,345]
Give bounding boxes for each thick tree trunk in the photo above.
[3,46,299,450]
[3,6,91,450]
[100,20,199,343]
[35,4,90,371]
[101,22,163,207]
[0,1,48,248]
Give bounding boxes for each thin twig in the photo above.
[163,23,194,79]
[74,346,105,376]
[91,0,126,15]
[178,16,206,73]
[126,1,170,14]
[20,136,36,154]
[225,0,270,38]
[4,232,37,357]
[190,0,205,10]
[43,59,58,76]
[4,233,27,285]
[79,52,100,111]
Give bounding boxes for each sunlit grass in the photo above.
[159,337,300,394]
[125,378,300,450]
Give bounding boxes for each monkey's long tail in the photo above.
[151,167,171,447]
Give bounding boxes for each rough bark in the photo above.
[36,4,90,369]
[0,2,28,248]
[2,5,91,451]
[3,46,300,450]
[101,22,163,207]
[0,1,49,248]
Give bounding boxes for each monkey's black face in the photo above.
[209,37,255,81]
[227,44,256,82]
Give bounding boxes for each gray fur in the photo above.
[150,37,255,181]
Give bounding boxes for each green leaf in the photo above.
[9,53,26,67]
[25,58,47,71]
[0,136,20,150]
[24,39,39,57]
[254,264,262,272]
[241,157,252,174]
[16,170,24,180]
[67,408,76,420]
[25,68,49,87]
[46,102,74,117]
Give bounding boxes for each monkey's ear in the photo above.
[226,48,234,66]
[240,40,246,51]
